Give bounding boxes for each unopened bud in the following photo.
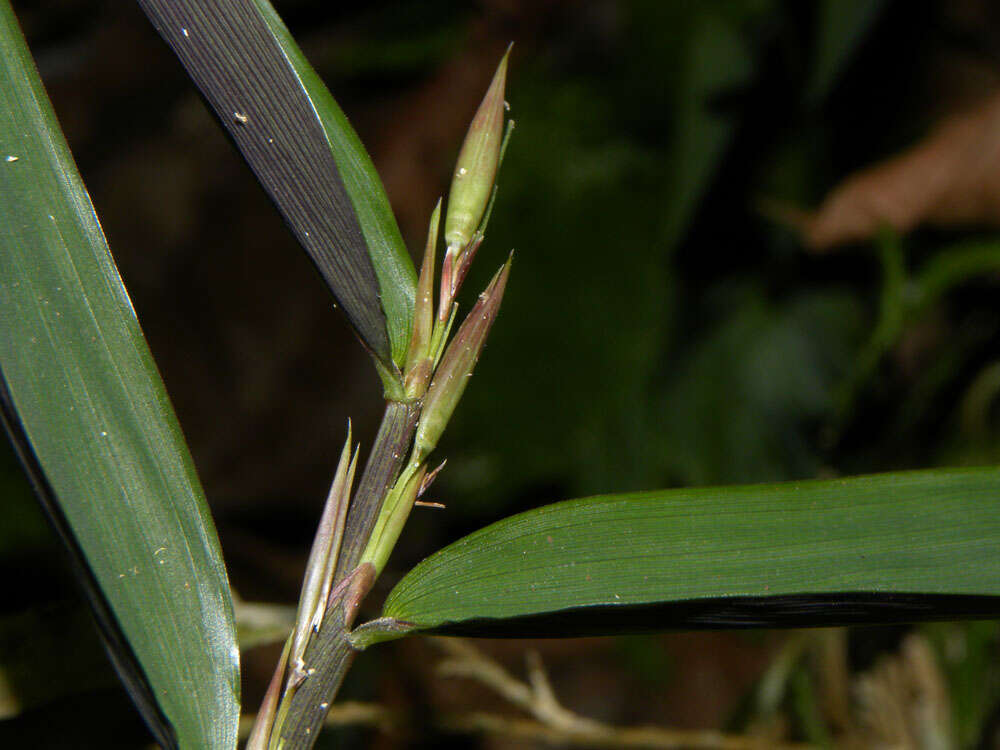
[444,47,510,254]
[415,254,512,460]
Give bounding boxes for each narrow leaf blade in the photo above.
[381,468,1000,636]
[251,0,416,365]
[137,0,417,367]
[0,4,239,747]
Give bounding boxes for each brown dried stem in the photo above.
[430,638,811,749]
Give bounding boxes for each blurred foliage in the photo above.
[925,621,1000,747]
[443,0,762,506]
[440,0,1000,513]
[807,0,887,104]
[656,287,863,484]
[0,439,48,561]
[3,0,1000,747]
[444,0,997,506]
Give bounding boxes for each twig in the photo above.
[430,638,812,749]
[240,703,811,749]
[754,632,809,715]
[433,637,533,709]
[439,711,810,749]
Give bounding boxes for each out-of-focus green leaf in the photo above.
[137,0,416,371]
[0,4,239,748]
[654,5,755,246]
[368,468,1000,640]
[912,241,1000,310]
[658,290,863,485]
[807,0,887,104]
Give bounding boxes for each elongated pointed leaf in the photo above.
[0,5,239,747]
[376,468,1000,638]
[136,0,417,369]
[807,0,887,104]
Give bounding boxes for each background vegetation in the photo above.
[3,0,999,746]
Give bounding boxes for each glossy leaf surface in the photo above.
[0,4,239,746]
[378,468,1000,637]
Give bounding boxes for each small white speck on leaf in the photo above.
[181,28,189,37]
[5,155,18,162]
[457,167,467,176]
[233,111,249,125]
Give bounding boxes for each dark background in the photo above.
[3,0,1000,747]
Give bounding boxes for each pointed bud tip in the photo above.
[497,43,512,78]
[415,253,513,459]
[444,48,512,253]
[485,251,514,295]
[405,200,442,373]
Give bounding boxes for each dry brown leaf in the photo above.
[776,91,1000,250]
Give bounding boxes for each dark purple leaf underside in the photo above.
[137,0,391,362]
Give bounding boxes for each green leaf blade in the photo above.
[0,4,239,747]
[381,468,1000,636]
[137,0,416,369]
[251,0,416,365]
